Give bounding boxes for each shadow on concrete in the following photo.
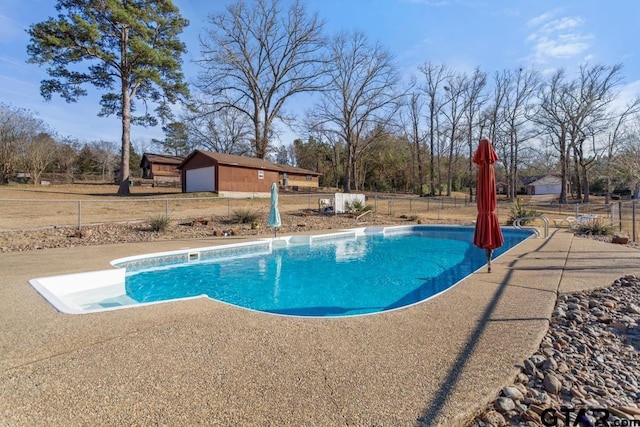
[415,237,560,426]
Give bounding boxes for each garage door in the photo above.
[536,185,560,195]
[185,167,215,192]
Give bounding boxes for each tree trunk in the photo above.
[446,127,454,197]
[117,86,131,195]
[117,25,131,196]
[558,143,568,204]
[581,163,590,203]
[343,142,353,193]
[415,126,424,197]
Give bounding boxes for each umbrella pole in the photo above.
[485,248,493,273]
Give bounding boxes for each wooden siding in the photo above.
[283,173,319,188]
[218,165,279,193]
[179,150,320,194]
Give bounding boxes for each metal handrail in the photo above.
[356,210,372,221]
[514,215,549,238]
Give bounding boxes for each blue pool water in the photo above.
[123,227,531,317]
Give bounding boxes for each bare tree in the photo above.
[600,98,640,203]
[399,84,426,195]
[197,0,326,159]
[91,140,119,182]
[418,62,451,196]
[308,31,400,192]
[185,101,252,155]
[533,69,573,203]
[442,72,470,196]
[0,104,53,184]
[611,117,640,198]
[568,64,624,202]
[0,104,24,184]
[20,132,58,185]
[462,68,487,200]
[498,67,540,200]
[54,137,80,182]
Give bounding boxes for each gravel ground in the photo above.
[1,211,636,253]
[0,210,417,252]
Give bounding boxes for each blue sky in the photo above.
[1,0,639,149]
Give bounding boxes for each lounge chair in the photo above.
[572,214,598,228]
[553,216,575,227]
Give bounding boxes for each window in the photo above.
[306,174,313,181]
[257,170,264,179]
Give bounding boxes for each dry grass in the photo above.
[0,183,613,232]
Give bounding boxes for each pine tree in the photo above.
[27,0,189,194]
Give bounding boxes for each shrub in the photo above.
[399,214,419,221]
[576,218,612,236]
[149,215,170,232]
[508,199,539,225]
[344,199,371,214]
[232,208,260,224]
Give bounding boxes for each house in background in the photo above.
[525,175,565,195]
[276,163,321,190]
[178,150,321,197]
[140,153,184,186]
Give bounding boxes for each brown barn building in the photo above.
[140,153,184,185]
[179,150,320,196]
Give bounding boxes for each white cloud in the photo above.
[616,80,640,107]
[525,12,593,64]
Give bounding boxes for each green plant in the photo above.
[149,215,170,232]
[232,208,260,224]
[576,219,612,236]
[508,199,539,225]
[344,199,371,214]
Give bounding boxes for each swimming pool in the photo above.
[29,225,534,316]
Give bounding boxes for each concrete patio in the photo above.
[1,228,638,426]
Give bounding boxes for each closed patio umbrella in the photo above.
[268,182,281,237]
[473,138,503,272]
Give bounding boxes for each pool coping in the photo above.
[1,227,638,426]
[28,225,534,315]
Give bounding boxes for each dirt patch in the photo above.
[0,210,426,253]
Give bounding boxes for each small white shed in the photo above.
[334,193,366,213]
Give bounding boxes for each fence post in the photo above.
[633,200,637,242]
[409,198,412,213]
[618,201,622,232]
[165,199,169,219]
[227,198,230,217]
[77,200,82,229]
[388,199,392,215]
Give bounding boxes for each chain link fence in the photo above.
[519,198,638,242]
[3,192,636,241]
[0,193,484,231]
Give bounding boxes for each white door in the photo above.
[185,167,215,192]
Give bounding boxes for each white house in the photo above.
[526,175,563,195]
